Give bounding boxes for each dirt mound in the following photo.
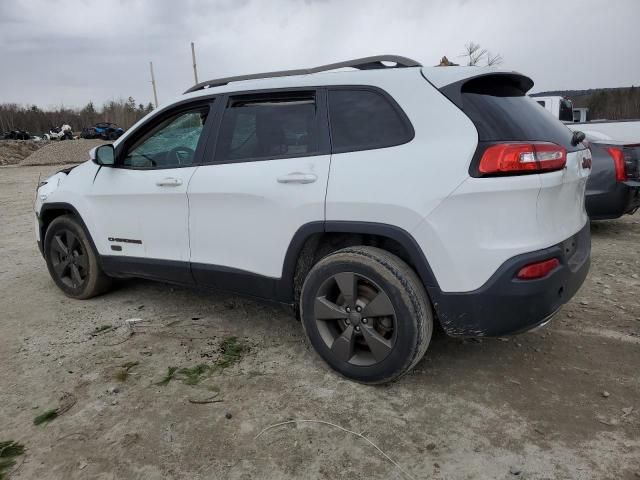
[19,139,110,166]
[0,140,44,166]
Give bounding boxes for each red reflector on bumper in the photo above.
[516,258,560,280]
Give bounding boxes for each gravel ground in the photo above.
[17,139,109,166]
[0,140,44,166]
[0,165,639,480]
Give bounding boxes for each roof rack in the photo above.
[183,55,422,94]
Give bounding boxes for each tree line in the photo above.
[534,86,640,120]
[577,86,640,120]
[0,97,154,135]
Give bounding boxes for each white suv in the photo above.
[35,55,592,383]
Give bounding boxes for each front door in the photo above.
[87,102,214,282]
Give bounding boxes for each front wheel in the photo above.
[44,215,112,299]
[300,246,433,384]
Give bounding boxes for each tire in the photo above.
[44,215,112,299]
[108,131,118,140]
[300,246,433,384]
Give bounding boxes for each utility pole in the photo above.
[149,61,159,108]
[191,42,199,85]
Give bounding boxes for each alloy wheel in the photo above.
[50,229,89,289]
[313,272,397,366]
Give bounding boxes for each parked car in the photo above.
[584,140,640,219]
[34,56,592,383]
[81,122,124,140]
[44,125,73,141]
[3,129,31,140]
[531,95,640,220]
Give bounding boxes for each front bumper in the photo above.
[429,221,591,337]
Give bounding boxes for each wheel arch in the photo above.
[39,203,101,264]
[279,221,440,304]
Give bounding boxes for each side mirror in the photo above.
[91,144,115,166]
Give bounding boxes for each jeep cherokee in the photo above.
[35,55,592,383]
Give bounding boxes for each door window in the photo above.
[216,91,319,162]
[122,107,209,169]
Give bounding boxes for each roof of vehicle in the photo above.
[179,55,531,102]
[184,55,422,93]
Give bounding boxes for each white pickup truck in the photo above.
[533,95,640,143]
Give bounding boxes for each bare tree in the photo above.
[460,42,503,67]
[486,51,503,66]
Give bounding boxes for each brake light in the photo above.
[479,142,567,176]
[516,258,560,280]
[606,147,626,182]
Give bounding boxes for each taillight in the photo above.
[606,147,627,182]
[516,258,560,280]
[479,142,567,176]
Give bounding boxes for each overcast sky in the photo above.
[1,0,639,109]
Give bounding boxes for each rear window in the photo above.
[328,89,413,153]
[458,76,578,151]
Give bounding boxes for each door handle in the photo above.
[277,172,317,184]
[156,177,183,187]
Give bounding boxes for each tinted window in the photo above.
[328,89,412,153]
[123,108,209,168]
[459,77,576,150]
[537,100,546,107]
[216,92,319,162]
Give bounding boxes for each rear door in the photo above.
[187,89,331,296]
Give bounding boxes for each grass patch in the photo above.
[114,361,140,382]
[0,441,25,480]
[179,364,211,385]
[155,337,246,387]
[217,336,246,369]
[155,366,178,386]
[33,409,57,425]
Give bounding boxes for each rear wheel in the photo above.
[300,246,433,384]
[44,215,112,299]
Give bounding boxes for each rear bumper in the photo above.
[429,221,591,337]
[586,181,640,220]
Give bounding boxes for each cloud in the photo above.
[0,0,638,108]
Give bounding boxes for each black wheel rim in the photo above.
[50,229,88,289]
[313,272,397,366]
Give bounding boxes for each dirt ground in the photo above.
[1,165,639,480]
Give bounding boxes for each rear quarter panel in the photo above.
[324,70,478,232]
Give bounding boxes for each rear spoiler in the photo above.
[422,68,534,108]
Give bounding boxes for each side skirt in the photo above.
[100,255,290,303]
[101,256,195,286]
